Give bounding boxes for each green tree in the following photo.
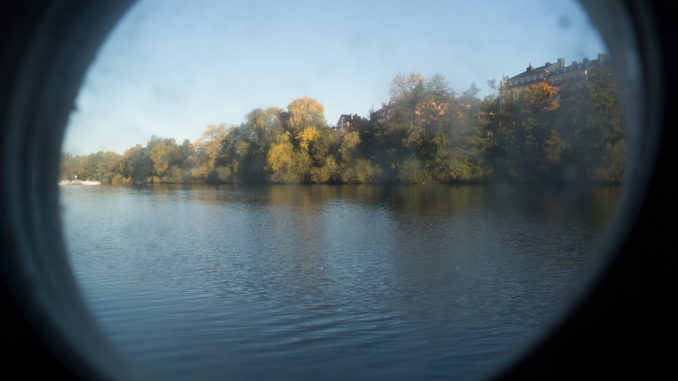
[119,145,152,183]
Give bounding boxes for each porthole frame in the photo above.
[0,1,673,380]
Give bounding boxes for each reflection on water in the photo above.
[60,184,620,380]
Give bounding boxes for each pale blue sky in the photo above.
[63,0,606,155]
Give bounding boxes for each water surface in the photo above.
[60,184,620,380]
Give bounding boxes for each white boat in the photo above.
[58,179,101,186]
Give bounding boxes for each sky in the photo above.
[63,0,606,155]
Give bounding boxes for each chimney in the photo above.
[583,58,589,64]
[545,62,551,66]
[557,58,565,67]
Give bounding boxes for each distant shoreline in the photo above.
[60,67,625,186]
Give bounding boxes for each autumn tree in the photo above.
[286,97,326,135]
[266,133,311,183]
[189,124,231,183]
[380,73,483,183]
[236,107,285,183]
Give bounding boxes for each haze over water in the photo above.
[61,184,619,380]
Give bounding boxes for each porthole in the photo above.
[0,1,671,380]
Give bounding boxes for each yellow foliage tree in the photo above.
[297,126,320,151]
[287,97,326,133]
[267,133,311,183]
[267,134,294,174]
[189,124,231,183]
[150,142,170,177]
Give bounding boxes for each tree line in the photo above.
[60,63,624,185]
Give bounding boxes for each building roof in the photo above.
[508,54,610,85]
[509,62,561,81]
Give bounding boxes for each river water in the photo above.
[60,184,620,380]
